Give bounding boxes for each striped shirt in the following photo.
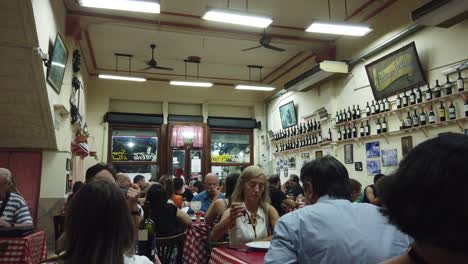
[0,193,33,224]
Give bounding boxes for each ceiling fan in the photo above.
[241,30,286,52]
[143,44,174,71]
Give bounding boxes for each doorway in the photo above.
[171,147,203,182]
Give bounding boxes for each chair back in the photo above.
[53,214,65,253]
[155,233,185,264]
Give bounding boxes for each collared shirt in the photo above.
[265,196,412,264]
[0,192,33,224]
[190,191,224,213]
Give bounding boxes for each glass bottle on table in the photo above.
[384,98,390,112]
[365,121,371,136]
[366,102,371,116]
[409,89,416,105]
[402,92,409,107]
[405,112,412,128]
[137,202,155,260]
[375,100,380,114]
[379,100,385,113]
[382,117,388,133]
[371,100,376,115]
[356,105,361,119]
[352,124,357,138]
[338,128,342,141]
[376,118,382,134]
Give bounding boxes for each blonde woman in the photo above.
[211,166,279,246]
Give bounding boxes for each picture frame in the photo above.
[66,158,72,171]
[366,141,380,158]
[288,156,296,169]
[279,101,298,129]
[401,136,413,156]
[367,160,381,176]
[47,34,69,94]
[344,144,353,164]
[315,150,323,159]
[355,162,363,171]
[381,149,398,167]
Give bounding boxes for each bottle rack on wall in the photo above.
[271,128,322,144]
[273,141,333,156]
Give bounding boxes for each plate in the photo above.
[245,241,271,250]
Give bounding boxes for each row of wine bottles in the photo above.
[273,119,321,140]
[336,98,392,124]
[275,129,332,152]
[336,118,388,140]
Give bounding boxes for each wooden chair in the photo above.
[53,214,65,254]
[155,233,185,264]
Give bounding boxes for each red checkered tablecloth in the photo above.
[0,230,47,264]
[183,222,209,264]
[208,247,265,264]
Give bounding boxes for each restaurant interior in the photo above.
[1,0,468,263]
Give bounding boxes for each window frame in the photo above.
[208,128,254,168]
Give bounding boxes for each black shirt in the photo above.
[286,185,304,198]
[182,188,194,202]
[269,186,287,216]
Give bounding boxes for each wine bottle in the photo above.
[382,117,388,133]
[384,98,390,112]
[353,105,358,120]
[433,80,441,98]
[318,133,323,144]
[375,100,380,114]
[359,122,365,137]
[343,126,348,140]
[420,111,427,126]
[352,124,357,138]
[137,202,155,260]
[425,85,433,101]
[396,94,402,109]
[376,118,382,134]
[313,135,318,145]
[402,92,408,107]
[465,101,468,117]
[339,110,344,124]
[405,112,412,128]
[409,89,416,105]
[379,100,385,113]
[356,105,361,119]
[366,121,371,136]
[444,75,452,95]
[457,71,464,92]
[412,110,419,127]
[336,111,340,124]
[371,100,376,115]
[314,119,318,131]
[338,128,342,141]
[366,102,371,117]
[429,108,436,124]
[448,102,456,120]
[347,125,352,139]
[416,86,422,103]
[439,102,446,122]
[347,106,352,121]
[317,121,321,130]
[328,128,332,141]
[400,119,405,130]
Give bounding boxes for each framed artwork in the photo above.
[279,101,298,129]
[344,144,353,164]
[381,149,398,166]
[284,167,288,178]
[47,34,69,94]
[367,160,381,176]
[366,141,380,158]
[355,162,363,171]
[65,158,72,171]
[401,136,413,156]
[288,156,296,169]
[315,150,323,159]
[301,152,310,167]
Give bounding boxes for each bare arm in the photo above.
[281,198,297,209]
[211,209,232,242]
[365,186,380,205]
[176,208,192,227]
[205,199,223,226]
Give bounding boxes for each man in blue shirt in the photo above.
[191,173,224,213]
[265,156,411,264]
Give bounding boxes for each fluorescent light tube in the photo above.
[99,74,146,82]
[235,84,275,91]
[170,81,213,87]
[203,8,272,28]
[79,0,160,14]
[306,21,372,36]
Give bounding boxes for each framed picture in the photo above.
[355,162,363,171]
[47,34,69,94]
[381,149,398,167]
[279,101,298,129]
[367,160,381,176]
[288,156,296,169]
[315,150,323,159]
[401,136,413,156]
[344,144,353,164]
[301,152,310,167]
[366,141,380,158]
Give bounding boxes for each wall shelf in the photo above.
[271,129,323,144]
[273,141,333,156]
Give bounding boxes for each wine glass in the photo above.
[190,201,202,213]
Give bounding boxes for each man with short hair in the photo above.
[349,178,362,202]
[116,173,132,189]
[0,168,33,227]
[268,175,296,216]
[265,156,411,264]
[191,173,224,213]
[133,175,146,190]
[285,174,304,198]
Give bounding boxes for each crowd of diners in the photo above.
[1,132,467,263]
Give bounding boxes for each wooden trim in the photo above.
[345,0,378,21]
[261,52,304,82]
[211,163,252,167]
[268,53,317,85]
[360,0,398,22]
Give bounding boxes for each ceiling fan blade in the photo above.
[154,66,174,71]
[263,44,286,52]
[241,45,262,52]
[140,66,154,71]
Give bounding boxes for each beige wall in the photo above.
[268,18,468,187]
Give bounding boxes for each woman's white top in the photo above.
[124,255,154,264]
[229,206,268,246]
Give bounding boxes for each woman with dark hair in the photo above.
[381,133,468,264]
[362,173,385,205]
[205,173,240,226]
[53,180,152,264]
[146,184,191,237]
[163,178,183,208]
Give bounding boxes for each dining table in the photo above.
[208,246,266,264]
[183,220,210,264]
[0,230,47,264]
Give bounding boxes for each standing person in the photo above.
[285,174,304,199]
[205,173,240,226]
[0,168,33,227]
[190,173,224,213]
[265,156,411,264]
[211,166,279,246]
[362,173,385,205]
[268,175,296,216]
[382,134,468,264]
[349,178,362,202]
[53,180,153,264]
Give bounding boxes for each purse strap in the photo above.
[0,192,11,218]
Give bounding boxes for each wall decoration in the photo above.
[47,34,69,94]
[381,149,398,167]
[276,159,282,177]
[288,156,296,169]
[355,162,363,171]
[279,101,298,129]
[66,174,71,194]
[284,166,288,178]
[344,144,354,164]
[301,152,310,167]
[465,129,468,136]
[65,158,72,171]
[401,136,413,156]
[315,150,323,159]
[367,160,381,176]
[366,141,380,158]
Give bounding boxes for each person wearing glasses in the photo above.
[210,166,279,246]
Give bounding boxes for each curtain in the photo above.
[171,126,204,148]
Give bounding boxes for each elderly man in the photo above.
[265,156,411,264]
[0,168,33,227]
[190,173,224,213]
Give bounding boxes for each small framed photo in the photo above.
[66,158,72,171]
[355,162,363,171]
[344,144,353,164]
[401,136,413,156]
[315,150,323,159]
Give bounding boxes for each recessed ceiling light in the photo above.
[202,8,273,28]
[78,0,160,14]
[99,74,146,82]
[306,21,372,36]
[235,84,275,91]
[170,81,213,87]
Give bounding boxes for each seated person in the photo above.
[189,180,203,196]
[163,178,183,208]
[285,174,304,199]
[268,175,296,216]
[174,177,193,203]
[362,173,385,205]
[0,168,33,227]
[48,180,153,264]
[133,175,148,191]
[211,166,279,246]
[265,156,411,264]
[382,133,468,264]
[190,173,224,213]
[146,184,191,237]
[205,173,240,226]
[349,178,362,202]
